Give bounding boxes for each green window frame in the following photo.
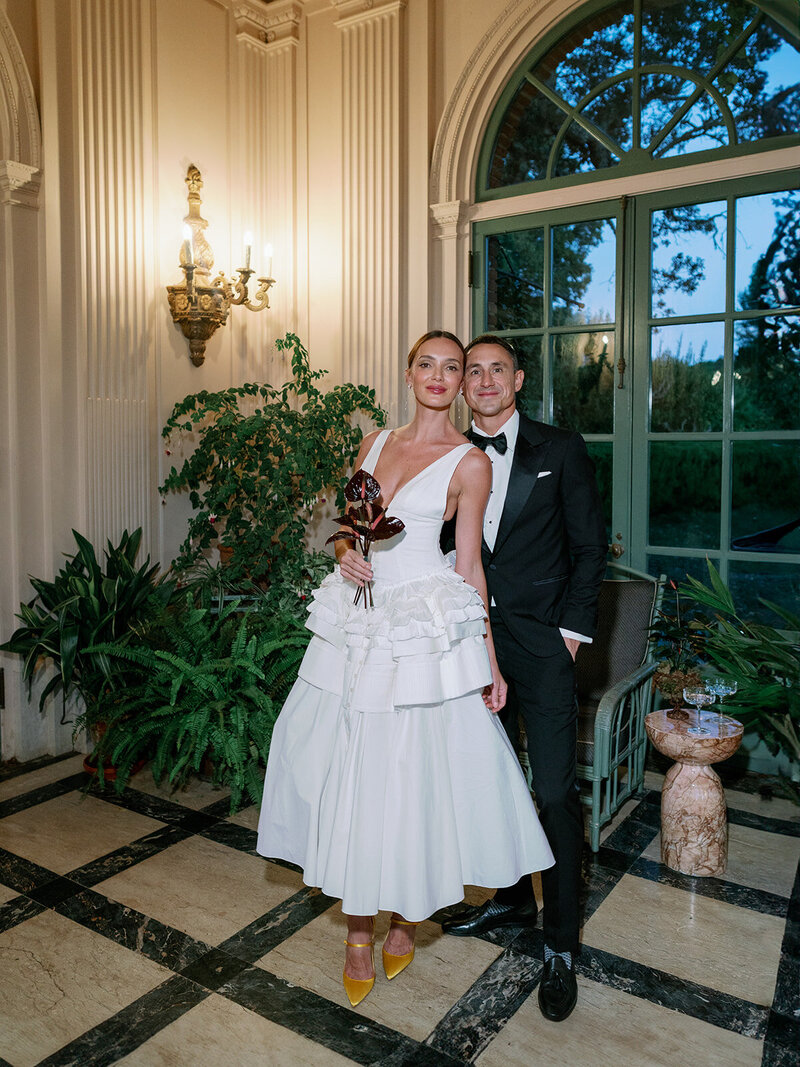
[477,0,800,201]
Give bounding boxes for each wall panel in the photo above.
[335,0,405,421]
[74,0,156,550]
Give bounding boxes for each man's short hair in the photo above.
[465,333,519,372]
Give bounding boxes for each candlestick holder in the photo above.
[166,166,275,366]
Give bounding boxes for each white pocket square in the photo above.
[537,471,552,478]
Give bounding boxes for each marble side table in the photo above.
[645,708,744,877]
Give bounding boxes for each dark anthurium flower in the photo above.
[325,470,405,607]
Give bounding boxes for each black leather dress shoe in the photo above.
[440,897,539,937]
[538,956,578,1021]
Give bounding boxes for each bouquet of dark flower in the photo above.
[326,471,405,608]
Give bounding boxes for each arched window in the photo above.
[471,0,799,619]
[479,0,799,195]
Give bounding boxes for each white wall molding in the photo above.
[234,0,302,49]
[430,198,467,239]
[334,0,406,419]
[235,0,302,379]
[0,160,41,208]
[0,9,54,759]
[428,0,580,341]
[72,0,157,552]
[430,0,578,209]
[332,0,405,29]
[0,8,41,172]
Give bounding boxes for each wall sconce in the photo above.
[166,165,275,366]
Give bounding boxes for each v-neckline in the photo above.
[372,431,468,511]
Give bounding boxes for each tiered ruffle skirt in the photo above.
[257,567,554,920]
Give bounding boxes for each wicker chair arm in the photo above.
[591,662,658,776]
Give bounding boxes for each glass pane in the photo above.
[582,82,633,154]
[717,18,800,142]
[587,441,613,536]
[651,201,727,317]
[736,191,800,312]
[654,97,730,157]
[731,442,800,554]
[487,230,544,331]
[640,75,694,148]
[733,315,800,431]
[535,2,633,106]
[646,553,712,587]
[649,441,722,548]
[641,0,755,74]
[553,332,615,434]
[551,219,616,326]
[554,122,618,177]
[728,561,800,626]
[488,82,568,187]
[514,335,544,422]
[650,322,725,432]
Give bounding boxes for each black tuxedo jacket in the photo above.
[444,414,608,657]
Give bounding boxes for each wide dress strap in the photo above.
[361,430,391,475]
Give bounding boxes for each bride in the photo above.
[257,330,553,1006]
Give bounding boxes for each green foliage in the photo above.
[0,529,173,725]
[649,580,707,707]
[678,562,800,797]
[160,332,386,587]
[87,599,310,812]
[652,561,800,799]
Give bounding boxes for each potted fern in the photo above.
[0,529,173,755]
[87,597,310,811]
[676,563,800,800]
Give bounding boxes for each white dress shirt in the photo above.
[472,410,591,645]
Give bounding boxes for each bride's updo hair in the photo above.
[407,330,465,369]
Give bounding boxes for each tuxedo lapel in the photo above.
[491,417,549,555]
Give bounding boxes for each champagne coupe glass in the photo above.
[683,686,715,736]
[708,677,738,727]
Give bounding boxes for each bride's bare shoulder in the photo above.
[454,446,491,487]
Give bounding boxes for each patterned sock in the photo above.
[544,945,573,969]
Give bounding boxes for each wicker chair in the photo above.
[576,563,664,852]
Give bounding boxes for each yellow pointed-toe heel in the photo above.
[382,918,418,981]
[342,938,375,1007]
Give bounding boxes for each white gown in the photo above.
[257,430,554,921]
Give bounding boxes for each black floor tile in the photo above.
[427,945,543,1062]
[630,855,791,916]
[0,894,45,934]
[0,773,87,819]
[56,889,212,971]
[220,884,337,964]
[36,975,210,1067]
[579,943,769,1038]
[219,964,443,1066]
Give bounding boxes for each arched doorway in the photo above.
[466,0,799,615]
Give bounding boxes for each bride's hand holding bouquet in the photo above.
[326,470,405,607]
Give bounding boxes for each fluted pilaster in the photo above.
[73,0,155,550]
[235,1,301,380]
[334,0,405,418]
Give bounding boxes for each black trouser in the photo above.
[491,611,583,955]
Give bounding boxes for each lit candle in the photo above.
[264,243,273,278]
[243,231,253,270]
[182,223,193,266]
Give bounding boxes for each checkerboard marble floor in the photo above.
[0,755,797,1066]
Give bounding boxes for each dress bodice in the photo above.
[360,429,473,586]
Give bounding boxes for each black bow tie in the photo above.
[468,429,508,455]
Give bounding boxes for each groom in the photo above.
[442,334,607,1022]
